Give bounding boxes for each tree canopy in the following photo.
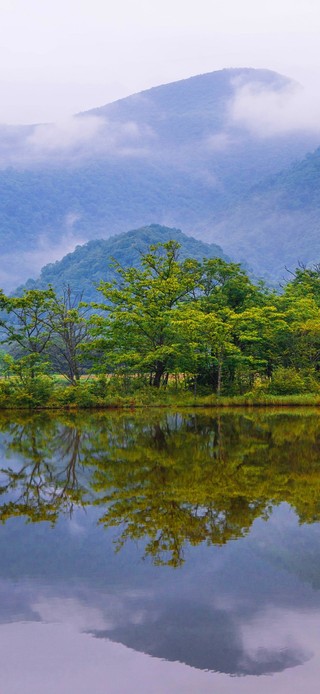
[1,242,320,401]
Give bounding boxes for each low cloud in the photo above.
[0,222,86,292]
[230,80,320,137]
[23,229,85,271]
[0,115,155,168]
[26,115,105,153]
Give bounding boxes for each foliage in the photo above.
[268,367,318,395]
[1,243,320,404]
[47,284,91,384]
[91,241,202,387]
[0,287,56,363]
[24,225,228,304]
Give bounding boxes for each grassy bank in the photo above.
[1,375,320,409]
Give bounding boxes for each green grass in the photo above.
[1,376,320,410]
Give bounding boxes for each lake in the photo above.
[0,407,320,692]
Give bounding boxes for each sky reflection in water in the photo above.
[0,409,319,692]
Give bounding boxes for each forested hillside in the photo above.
[23,224,228,302]
[208,147,320,280]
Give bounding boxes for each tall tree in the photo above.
[48,285,91,385]
[173,304,239,394]
[91,241,201,386]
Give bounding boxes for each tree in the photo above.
[48,285,91,385]
[233,303,290,379]
[0,287,56,378]
[280,271,320,373]
[91,241,201,387]
[200,257,265,312]
[173,304,239,394]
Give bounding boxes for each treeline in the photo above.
[1,240,320,407]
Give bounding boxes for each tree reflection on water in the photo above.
[0,408,319,567]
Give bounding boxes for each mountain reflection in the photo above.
[0,409,320,566]
[91,597,309,676]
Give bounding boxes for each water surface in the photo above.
[0,408,320,692]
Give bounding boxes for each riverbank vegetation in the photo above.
[1,241,320,408]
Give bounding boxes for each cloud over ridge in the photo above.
[230,79,320,136]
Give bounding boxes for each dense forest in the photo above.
[1,240,320,407]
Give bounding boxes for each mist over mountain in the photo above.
[207,147,320,280]
[1,67,320,288]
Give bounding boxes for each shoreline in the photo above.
[1,392,320,410]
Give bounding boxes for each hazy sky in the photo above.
[0,0,319,124]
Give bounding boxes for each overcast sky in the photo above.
[0,0,319,124]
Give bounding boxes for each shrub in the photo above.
[268,367,317,395]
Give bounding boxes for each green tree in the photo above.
[48,285,91,385]
[173,305,239,394]
[0,287,56,378]
[200,257,265,312]
[91,241,201,386]
[233,303,290,380]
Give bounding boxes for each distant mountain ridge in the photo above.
[23,224,229,302]
[208,147,320,280]
[1,67,320,288]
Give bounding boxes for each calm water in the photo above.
[0,408,320,692]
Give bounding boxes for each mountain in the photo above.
[0,67,319,289]
[22,224,229,302]
[206,147,320,281]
